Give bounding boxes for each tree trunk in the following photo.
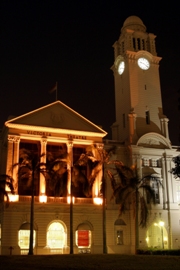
[102,168,107,254]
[70,172,73,254]
[28,171,35,255]
[135,189,139,254]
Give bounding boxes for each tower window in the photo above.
[142,39,145,50]
[133,38,136,50]
[144,84,147,90]
[137,38,141,50]
[145,110,150,124]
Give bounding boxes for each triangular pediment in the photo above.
[5,101,107,137]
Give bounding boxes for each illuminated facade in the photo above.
[0,101,107,255]
[110,16,180,252]
[0,16,180,255]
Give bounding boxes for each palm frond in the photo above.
[139,196,149,227]
[0,174,15,207]
[170,155,180,178]
[106,170,117,191]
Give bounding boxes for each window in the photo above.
[116,230,123,245]
[18,141,40,196]
[76,230,91,248]
[133,38,136,50]
[18,222,36,253]
[142,39,145,50]
[46,143,68,197]
[114,219,126,245]
[72,146,92,198]
[76,223,92,253]
[145,110,150,124]
[146,178,160,204]
[47,222,66,249]
[137,38,141,50]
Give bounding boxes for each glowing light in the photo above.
[39,194,47,203]
[67,196,75,204]
[145,237,149,243]
[93,197,103,205]
[7,194,19,202]
[159,221,164,227]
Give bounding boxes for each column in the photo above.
[128,111,137,144]
[6,135,14,176]
[164,155,173,249]
[94,143,103,198]
[66,141,73,195]
[40,138,47,195]
[161,157,167,209]
[13,136,20,193]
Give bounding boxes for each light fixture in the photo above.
[39,193,47,203]
[67,196,75,204]
[93,197,103,205]
[5,194,19,202]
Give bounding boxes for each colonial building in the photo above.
[110,15,180,252]
[0,15,180,255]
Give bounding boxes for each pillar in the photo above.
[128,111,137,144]
[40,138,47,195]
[66,141,73,195]
[13,136,20,193]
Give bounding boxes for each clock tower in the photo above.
[111,16,169,143]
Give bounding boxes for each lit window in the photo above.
[76,230,91,248]
[18,222,36,252]
[18,230,36,249]
[47,222,66,249]
[117,230,123,245]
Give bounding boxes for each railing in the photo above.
[18,196,94,204]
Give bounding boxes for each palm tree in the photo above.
[170,155,180,178]
[76,144,116,254]
[0,174,15,208]
[46,151,68,197]
[108,162,161,252]
[168,154,180,249]
[14,149,47,255]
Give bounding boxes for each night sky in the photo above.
[1,1,180,145]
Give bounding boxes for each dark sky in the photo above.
[1,1,180,145]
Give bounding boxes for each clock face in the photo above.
[137,58,150,70]
[118,61,125,75]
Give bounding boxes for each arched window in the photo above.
[47,221,67,252]
[114,219,126,245]
[76,222,92,253]
[146,221,168,249]
[18,222,37,254]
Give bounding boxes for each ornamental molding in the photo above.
[137,132,172,149]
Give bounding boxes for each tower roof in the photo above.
[121,16,146,33]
